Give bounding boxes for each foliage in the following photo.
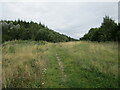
[1,20,77,43]
[80,16,119,42]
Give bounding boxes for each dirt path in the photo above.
[56,53,67,82]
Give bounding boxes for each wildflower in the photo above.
[42,82,44,85]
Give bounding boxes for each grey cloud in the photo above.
[1,2,118,39]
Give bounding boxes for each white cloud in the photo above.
[118,1,120,23]
[0,0,119,2]
[1,2,118,39]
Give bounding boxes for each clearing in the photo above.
[2,40,118,88]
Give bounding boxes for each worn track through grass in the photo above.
[56,53,67,82]
[2,40,118,88]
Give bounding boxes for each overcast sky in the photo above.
[0,2,118,39]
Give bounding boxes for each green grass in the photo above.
[2,40,118,88]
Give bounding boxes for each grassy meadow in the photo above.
[2,40,118,88]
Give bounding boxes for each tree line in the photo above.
[80,16,120,42]
[1,16,119,43]
[1,20,77,43]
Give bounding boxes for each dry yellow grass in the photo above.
[2,40,118,88]
[2,41,47,88]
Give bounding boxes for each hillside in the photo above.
[2,40,118,88]
[1,20,77,43]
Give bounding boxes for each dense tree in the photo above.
[117,23,120,41]
[80,16,119,42]
[1,20,77,43]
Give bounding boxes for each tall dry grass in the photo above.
[2,40,47,88]
[2,40,118,88]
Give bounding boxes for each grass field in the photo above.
[2,40,118,88]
